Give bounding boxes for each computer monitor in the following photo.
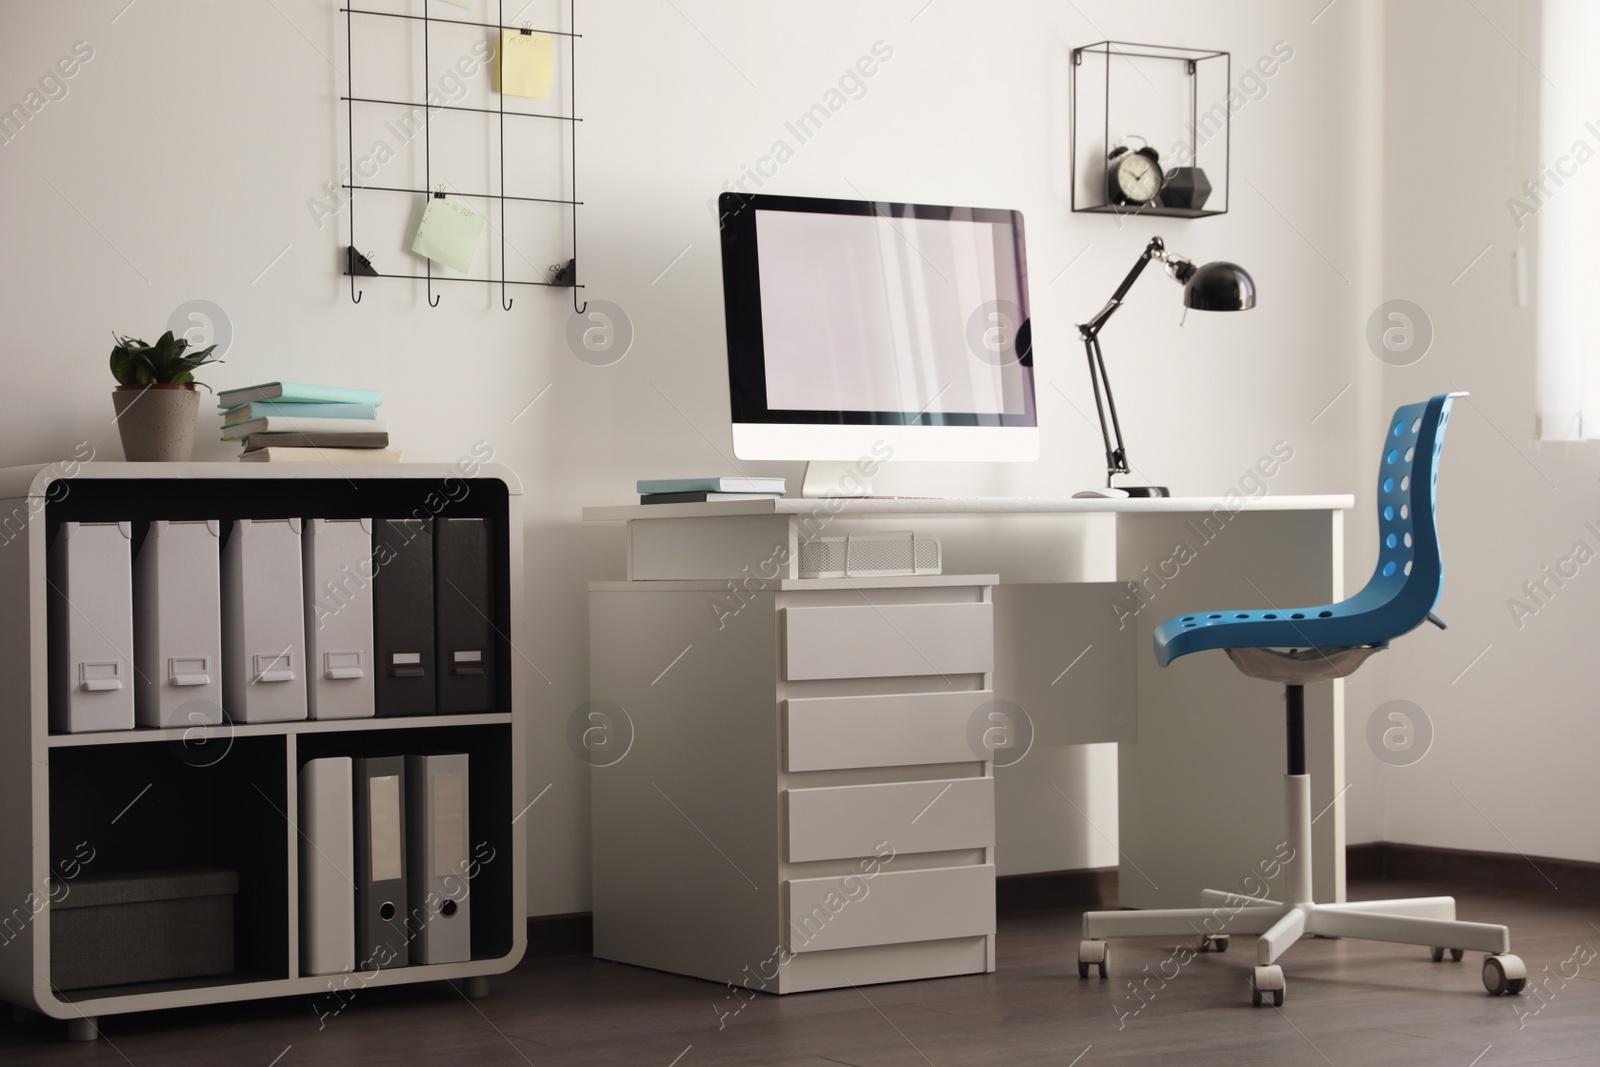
[718,193,1038,477]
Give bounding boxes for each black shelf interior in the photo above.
[298,723,515,962]
[48,737,290,992]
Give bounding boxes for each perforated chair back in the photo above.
[1153,392,1463,667]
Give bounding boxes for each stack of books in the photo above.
[638,476,785,503]
[219,382,399,463]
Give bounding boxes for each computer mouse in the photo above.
[1072,488,1132,499]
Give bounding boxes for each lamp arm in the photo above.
[1076,236,1170,486]
[1079,236,1167,340]
[1084,333,1129,481]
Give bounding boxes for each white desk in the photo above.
[583,494,1352,986]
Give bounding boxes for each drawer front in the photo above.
[784,691,991,772]
[787,778,993,862]
[786,864,994,954]
[782,603,993,681]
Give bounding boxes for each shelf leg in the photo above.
[65,1016,99,1042]
[462,976,490,1000]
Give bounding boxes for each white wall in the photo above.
[3,0,1399,916]
[1357,0,1600,864]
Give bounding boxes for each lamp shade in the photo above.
[1182,261,1255,311]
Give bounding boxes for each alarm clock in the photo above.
[1106,137,1163,207]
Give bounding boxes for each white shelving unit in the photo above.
[0,463,526,1040]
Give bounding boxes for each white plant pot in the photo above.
[111,385,200,462]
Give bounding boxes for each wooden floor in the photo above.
[4,877,1597,1066]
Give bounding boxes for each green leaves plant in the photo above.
[109,330,223,391]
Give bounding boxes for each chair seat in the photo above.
[1153,609,1408,668]
[1152,393,1463,671]
[1224,645,1387,684]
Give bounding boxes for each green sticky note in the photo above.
[411,197,485,275]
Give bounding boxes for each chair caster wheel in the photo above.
[1483,954,1527,996]
[1251,965,1284,1007]
[1077,940,1108,979]
[1431,946,1465,962]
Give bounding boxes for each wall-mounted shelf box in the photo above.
[1071,41,1232,219]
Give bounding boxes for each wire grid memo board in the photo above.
[340,0,585,311]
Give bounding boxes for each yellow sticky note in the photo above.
[498,29,554,99]
[410,196,485,275]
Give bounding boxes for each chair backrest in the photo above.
[1342,391,1463,634]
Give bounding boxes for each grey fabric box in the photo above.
[51,868,239,990]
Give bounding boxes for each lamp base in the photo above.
[1116,485,1171,498]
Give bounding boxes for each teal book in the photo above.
[216,382,384,408]
[637,476,786,494]
[219,401,378,421]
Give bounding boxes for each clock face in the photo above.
[1115,153,1162,203]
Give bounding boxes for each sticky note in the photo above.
[410,197,485,275]
[497,29,554,99]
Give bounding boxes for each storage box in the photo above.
[51,868,239,990]
[133,520,224,728]
[221,518,308,723]
[303,518,377,720]
[47,521,136,733]
[797,531,942,578]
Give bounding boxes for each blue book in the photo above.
[220,401,378,421]
[638,476,786,494]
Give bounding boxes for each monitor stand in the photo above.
[800,461,876,499]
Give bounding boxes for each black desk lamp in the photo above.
[1077,236,1255,497]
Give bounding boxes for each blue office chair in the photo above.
[1076,393,1527,1006]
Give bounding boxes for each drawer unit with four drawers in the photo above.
[589,573,998,993]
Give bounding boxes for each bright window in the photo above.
[1536,0,1600,440]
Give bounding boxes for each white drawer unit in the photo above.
[590,573,998,993]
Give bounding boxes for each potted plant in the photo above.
[109,331,222,461]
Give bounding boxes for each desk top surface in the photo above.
[583,494,1354,521]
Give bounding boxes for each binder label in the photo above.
[434,772,466,878]
[369,774,402,881]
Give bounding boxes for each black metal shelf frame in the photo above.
[340,0,586,311]
[1070,40,1231,219]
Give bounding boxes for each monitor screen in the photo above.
[719,194,1036,451]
